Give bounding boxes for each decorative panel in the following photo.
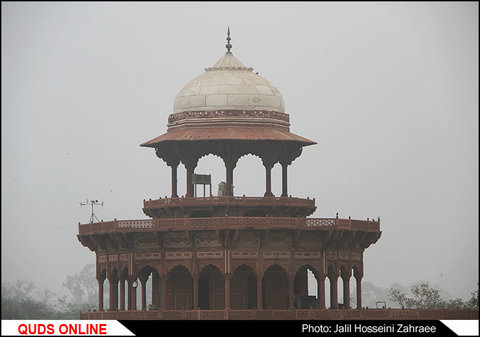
[165,251,193,260]
[195,231,222,247]
[164,232,192,248]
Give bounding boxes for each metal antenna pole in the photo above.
[80,199,103,223]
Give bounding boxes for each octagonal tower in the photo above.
[78,30,381,319]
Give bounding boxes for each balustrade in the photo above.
[78,216,380,234]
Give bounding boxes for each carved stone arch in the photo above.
[263,263,289,275]
[232,263,256,275]
[198,263,225,310]
[155,144,180,167]
[352,263,363,279]
[295,263,321,279]
[137,264,156,279]
[165,263,193,277]
[278,145,303,166]
[294,263,320,309]
[108,267,119,281]
[263,261,290,275]
[262,263,289,309]
[327,263,339,278]
[120,266,129,280]
[340,263,352,278]
[230,263,258,310]
[165,264,194,310]
[237,151,263,163]
[198,262,224,276]
[97,267,107,281]
[197,151,224,162]
[232,261,257,276]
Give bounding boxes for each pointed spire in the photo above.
[225,26,232,53]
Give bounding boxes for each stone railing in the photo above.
[143,196,315,209]
[79,308,478,320]
[78,217,380,235]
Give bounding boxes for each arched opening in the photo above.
[198,265,224,310]
[231,264,257,309]
[166,265,193,310]
[308,269,318,297]
[339,275,345,308]
[353,265,362,309]
[271,162,281,196]
[294,265,319,309]
[177,164,186,197]
[324,277,331,309]
[262,264,289,309]
[195,154,225,197]
[138,265,160,310]
[235,154,265,197]
[350,274,357,309]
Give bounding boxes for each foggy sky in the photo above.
[2,2,478,301]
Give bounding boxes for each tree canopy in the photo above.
[389,282,479,310]
[2,264,96,319]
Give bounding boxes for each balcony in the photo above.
[77,216,380,235]
[142,196,317,218]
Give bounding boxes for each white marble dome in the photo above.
[173,52,285,114]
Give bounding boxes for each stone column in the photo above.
[279,147,301,198]
[185,163,196,197]
[225,163,234,196]
[193,275,199,310]
[129,278,137,311]
[342,274,351,309]
[119,279,125,311]
[113,278,119,311]
[108,276,116,311]
[281,162,288,197]
[97,278,105,311]
[139,274,148,311]
[340,266,353,310]
[288,275,295,309]
[263,161,274,197]
[224,156,238,197]
[356,275,363,309]
[317,274,326,309]
[257,277,263,309]
[152,272,159,310]
[225,274,231,309]
[171,163,179,198]
[127,279,133,310]
[329,274,338,309]
[162,278,168,309]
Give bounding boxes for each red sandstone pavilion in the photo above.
[77,31,474,321]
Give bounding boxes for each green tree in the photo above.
[389,283,445,309]
[466,284,479,309]
[2,265,98,319]
[389,282,479,309]
[58,264,97,318]
[1,281,62,319]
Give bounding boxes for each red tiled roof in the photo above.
[140,126,316,147]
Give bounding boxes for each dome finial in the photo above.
[226,26,232,53]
